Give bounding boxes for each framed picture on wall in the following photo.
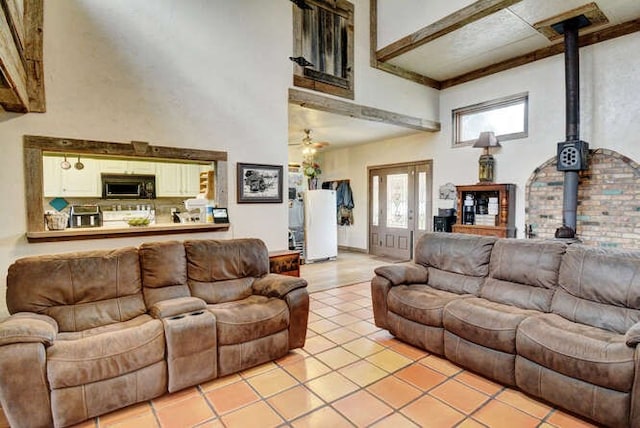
[237,163,283,203]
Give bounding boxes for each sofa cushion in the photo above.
[517,313,635,392]
[208,295,289,346]
[489,239,566,289]
[480,240,565,312]
[427,268,485,295]
[47,315,165,389]
[444,298,537,354]
[190,277,254,304]
[185,238,269,281]
[554,244,640,334]
[387,284,469,327]
[7,247,146,332]
[139,241,191,307]
[414,233,496,277]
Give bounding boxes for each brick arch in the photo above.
[526,148,640,249]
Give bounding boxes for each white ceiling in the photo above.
[288,0,640,153]
[288,103,422,150]
[387,0,640,81]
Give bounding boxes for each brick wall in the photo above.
[526,148,640,249]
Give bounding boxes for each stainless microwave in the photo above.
[101,174,156,199]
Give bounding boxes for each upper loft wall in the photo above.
[376,0,475,48]
[292,0,440,124]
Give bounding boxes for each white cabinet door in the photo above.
[43,156,63,197]
[157,163,209,197]
[60,158,100,197]
[183,164,203,197]
[100,159,128,174]
[156,163,183,197]
[44,156,100,197]
[127,160,156,175]
[100,159,156,175]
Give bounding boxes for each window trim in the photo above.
[452,92,529,147]
[292,0,354,100]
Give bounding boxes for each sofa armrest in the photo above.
[0,312,58,346]
[626,322,640,347]
[253,274,307,298]
[374,262,428,286]
[148,297,207,319]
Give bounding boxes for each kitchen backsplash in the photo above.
[44,197,189,224]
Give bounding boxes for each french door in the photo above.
[369,161,432,260]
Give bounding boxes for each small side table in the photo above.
[269,250,301,277]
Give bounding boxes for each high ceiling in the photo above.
[288,0,640,153]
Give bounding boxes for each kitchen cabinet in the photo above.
[43,156,100,197]
[452,183,516,238]
[156,163,209,197]
[100,159,156,175]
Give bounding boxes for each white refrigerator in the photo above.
[304,189,338,262]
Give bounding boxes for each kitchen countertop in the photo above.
[26,222,230,242]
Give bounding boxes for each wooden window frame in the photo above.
[292,0,354,100]
[452,92,529,147]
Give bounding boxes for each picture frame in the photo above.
[237,163,283,203]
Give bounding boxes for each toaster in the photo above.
[69,205,102,228]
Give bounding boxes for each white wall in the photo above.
[322,32,640,250]
[0,0,292,318]
[352,0,440,120]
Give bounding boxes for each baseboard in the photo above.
[338,245,368,253]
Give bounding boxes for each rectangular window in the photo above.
[452,93,528,146]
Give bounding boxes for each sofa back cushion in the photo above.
[185,238,269,304]
[6,248,146,332]
[415,233,496,294]
[139,241,191,307]
[552,244,640,334]
[481,239,566,311]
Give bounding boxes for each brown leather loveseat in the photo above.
[372,232,640,428]
[0,238,308,428]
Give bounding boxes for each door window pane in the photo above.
[387,174,408,228]
[372,175,379,226]
[418,171,426,230]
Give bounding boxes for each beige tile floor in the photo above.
[300,250,394,293]
[0,252,599,428]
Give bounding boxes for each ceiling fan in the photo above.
[289,129,330,153]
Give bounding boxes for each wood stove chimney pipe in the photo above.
[555,16,590,239]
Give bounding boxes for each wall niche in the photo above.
[526,148,640,249]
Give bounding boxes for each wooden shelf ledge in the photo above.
[26,223,230,243]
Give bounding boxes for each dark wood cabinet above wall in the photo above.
[0,0,45,113]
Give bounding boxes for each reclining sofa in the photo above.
[372,232,640,428]
[0,238,308,428]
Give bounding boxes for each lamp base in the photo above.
[478,153,495,183]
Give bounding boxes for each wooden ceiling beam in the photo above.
[289,88,441,132]
[375,0,522,63]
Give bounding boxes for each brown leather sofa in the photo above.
[372,232,640,428]
[0,238,308,428]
